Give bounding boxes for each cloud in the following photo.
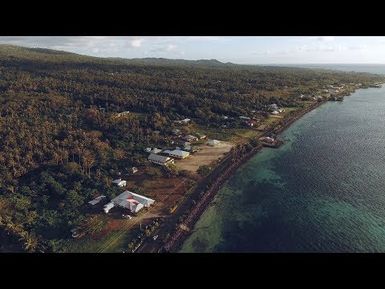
[310,36,336,42]
[130,38,143,48]
[166,44,177,51]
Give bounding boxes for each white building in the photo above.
[88,195,106,206]
[104,191,155,214]
[145,147,152,153]
[104,202,115,213]
[163,149,190,159]
[151,148,162,154]
[116,111,130,117]
[130,167,138,174]
[268,103,279,111]
[148,153,174,166]
[259,136,275,143]
[112,179,127,187]
[207,139,220,146]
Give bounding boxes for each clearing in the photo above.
[174,141,234,173]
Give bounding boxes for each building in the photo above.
[151,148,162,154]
[130,167,138,174]
[175,118,191,124]
[239,116,251,120]
[148,153,174,166]
[88,195,106,206]
[103,202,115,213]
[144,147,162,154]
[271,110,279,115]
[259,136,275,143]
[144,147,152,153]
[163,149,190,159]
[104,191,155,214]
[115,111,130,117]
[112,179,127,187]
[268,103,279,111]
[207,139,220,146]
[195,133,207,139]
[172,128,181,135]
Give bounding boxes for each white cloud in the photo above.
[166,44,177,51]
[309,36,336,42]
[130,38,143,48]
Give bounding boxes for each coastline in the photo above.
[157,99,328,253]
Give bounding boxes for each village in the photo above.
[65,80,374,252]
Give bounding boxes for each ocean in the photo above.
[277,64,385,75]
[181,81,385,252]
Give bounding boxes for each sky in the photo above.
[1,36,385,64]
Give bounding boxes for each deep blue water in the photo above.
[181,85,385,252]
[281,64,385,75]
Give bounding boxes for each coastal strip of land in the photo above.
[154,85,385,252]
[138,99,328,253]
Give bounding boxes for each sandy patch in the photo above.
[174,141,234,173]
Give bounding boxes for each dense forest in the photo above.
[0,44,383,252]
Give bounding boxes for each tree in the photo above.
[66,190,84,208]
[197,165,211,177]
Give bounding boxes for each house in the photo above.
[88,195,106,206]
[259,136,275,143]
[112,179,127,187]
[184,135,198,142]
[278,108,285,113]
[104,191,155,214]
[271,110,279,115]
[145,147,162,154]
[195,133,207,140]
[151,148,162,154]
[163,149,190,159]
[207,139,220,146]
[174,118,191,124]
[103,202,115,213]
[148,153,174,166]
[115,111,130,117]
[268,103,279,111]
[129,167,138,174]
[145,147,152,153]
[172,128,181,135]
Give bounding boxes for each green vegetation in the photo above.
[0,44,383,251]
[197,165,212,177]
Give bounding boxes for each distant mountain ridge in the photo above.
[0,44,233,67]
[0,44,383,77]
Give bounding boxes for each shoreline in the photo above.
[157,99,327,253]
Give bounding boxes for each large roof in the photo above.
[166,149,189,158]
[112,191,155,208]
[148,153,171,163]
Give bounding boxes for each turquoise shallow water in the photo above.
[181,85,385,252]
